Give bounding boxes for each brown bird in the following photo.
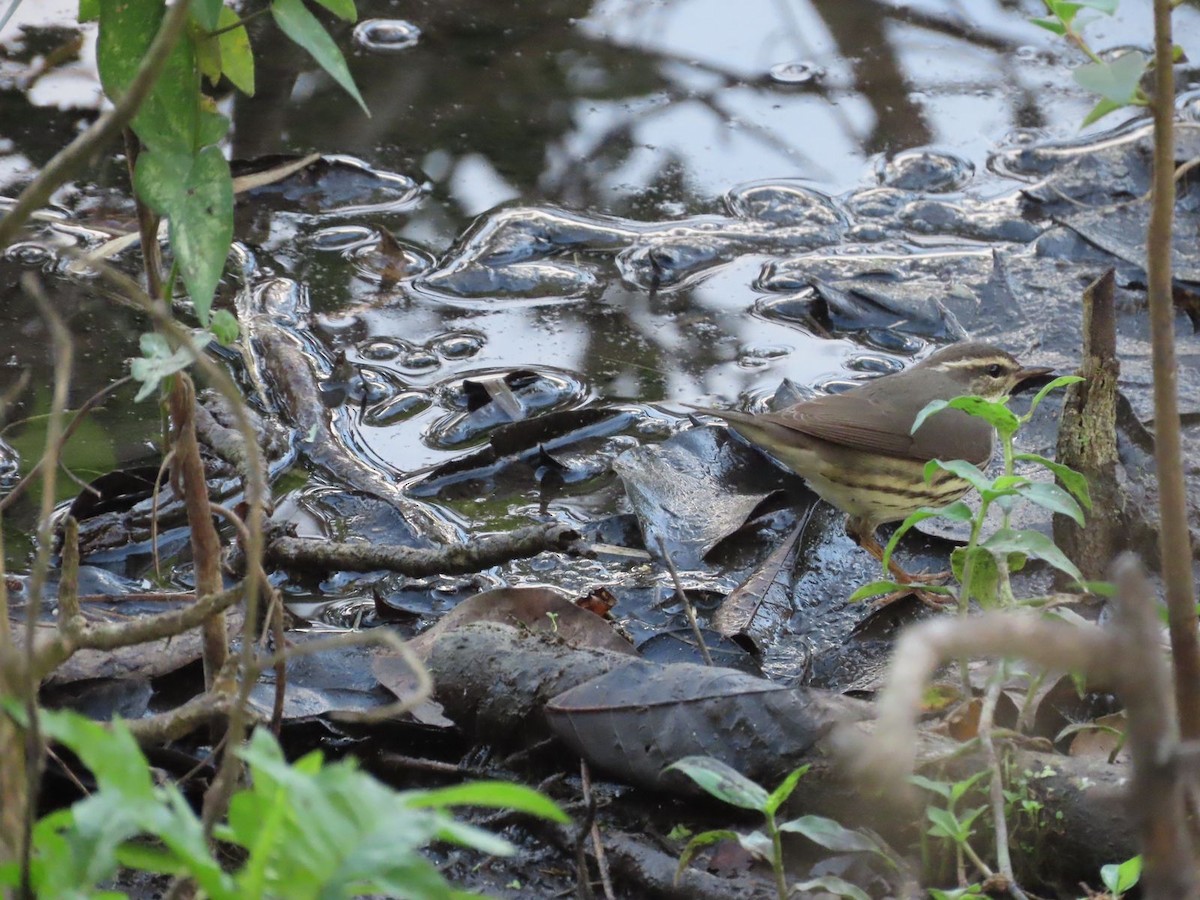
[686,342,1052,582]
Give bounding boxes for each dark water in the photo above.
[3,0,1200,673]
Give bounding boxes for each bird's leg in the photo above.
[847,517,953,608]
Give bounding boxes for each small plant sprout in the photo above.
[665,756,900,900]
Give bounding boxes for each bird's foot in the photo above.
[870,585,956,610]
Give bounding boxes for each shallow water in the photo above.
[3,0,1200,675]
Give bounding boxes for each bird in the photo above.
[685,341,1052,583]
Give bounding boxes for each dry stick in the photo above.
[57,518,81,627]
[17,275,73,892]
[77,258,268,837]
[1148,0,1200,738]
[169,374,227,691]
[580,760,616,900]
[150,448,175,580]
[656,536,714,667]
[211,501,287,734]
[858,614,1114,802]
[977,671,1028,900]
[0,375,134,513]
[575,762,598,900]
[266,524,583,575]
[1110,555,1198,899]
[0,0,194,249]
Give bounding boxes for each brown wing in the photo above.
[697,376,993,465]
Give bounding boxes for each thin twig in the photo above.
[656,536,713,667]
[19,275,73,893]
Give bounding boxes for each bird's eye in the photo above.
[986,364,1004,378]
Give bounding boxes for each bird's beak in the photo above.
[1012,365,1056,394]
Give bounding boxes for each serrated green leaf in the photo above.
[310,0,358,21]
[271,0,369,115]
[1074,52,1147,105]
[665,757,768,811]
[135,146,233,323]
[982,528,1082,582]
[1016,481,1084,525]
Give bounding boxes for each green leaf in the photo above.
[791,875,871,900]
[780,815,884,855]
[951,546,1008,608]
[764,765,810,816]
[190,0,224,31]
[135,146,233,323]
[1013,453,1092,510]
[948,770,990,804]
[1016,481,1084,525]
[1074,52,1147,106]
[79,0,101,21]
[949,395,1020,435]
[310,0,358,21]
[847,579,909,603]
[881,499,974,574]
[926,459,992,493]
[1025,375,1082,417]
[909,774,952,800]
[1079,579,1115,597]
[38,710,156,801]
[1029,16,1067,35]
[98,0,198,153]
[926,807,966,841]
[911,398,949,434]
[216,6,255,95]
[1081,96,1125,127]
[676,829,744,876]
[209,309,239,345]
[271,0,369,115]
[1100,854,1142,894]
[665,757,768,812]
[131,332,202,401]
[404,782,569,824]
[982,528,1083,582]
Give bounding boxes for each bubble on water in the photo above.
[353,19,421,53]
[310,225,374,252]
[876,148,974,193]
[768,61,824,85]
